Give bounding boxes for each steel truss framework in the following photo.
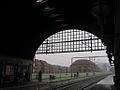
[36,29,106,54]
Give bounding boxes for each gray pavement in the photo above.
[97,75,114,84]
[85,75,116,90]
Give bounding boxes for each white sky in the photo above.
[35,50,109,67]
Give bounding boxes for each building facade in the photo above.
[70,59,101,73]
[0,56,33,87]
[33,59,68,73]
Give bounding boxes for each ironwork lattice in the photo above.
[36,29,106,54]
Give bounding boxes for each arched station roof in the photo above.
[0,0,115,60]
[36,29,105,54]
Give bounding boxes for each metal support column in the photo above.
[114,0,120,89]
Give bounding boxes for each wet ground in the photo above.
[85,75,116,90]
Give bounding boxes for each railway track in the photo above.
[1,74,111,90]
[43,74,110,90]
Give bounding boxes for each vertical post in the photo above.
[91,57,95,76]
[59,67,61,80]
[114,0,120,89]
[91,36,92,52]
[66,67,68,79]
[89,56,92,75]
[93,57,95,75]
[114,39,120,90]
[62,31,63,52]
[71,57,73,78]
[49,64,50,81]
[73,29,74,52]
[46,40,48,55]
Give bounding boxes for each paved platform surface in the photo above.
[97,75,114,84]
[85,75,116,90]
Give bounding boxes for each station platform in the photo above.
[85,75,116,90]
[1,74,116,90]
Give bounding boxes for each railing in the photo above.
[32,72,112,82]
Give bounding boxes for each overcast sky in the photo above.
[35,50,109,67]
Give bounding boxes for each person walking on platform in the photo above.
[38,70,42,82]
[77,72,79,77]
[25,71,30,81]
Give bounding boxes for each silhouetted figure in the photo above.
[18,71,24,82]
[0,71,4,87]
[49,75,52,80]
[25,71,30,81]
[77,72,79,77]
[74,74,77,78]
[38,71,42,82]
[0,71,3,86]
[86,72,88,76]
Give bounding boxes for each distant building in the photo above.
[33,59,49,73]
[33,59,68,73]
[70,59,101,73]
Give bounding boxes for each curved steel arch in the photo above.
[36,29,105,54]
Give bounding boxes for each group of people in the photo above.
[38,71,57,81]
[49,74,56,80]
[0,71,4,86]
[0,70,30,87]
[74,72,79,78]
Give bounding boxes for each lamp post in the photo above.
[71,57,73,78]
[59,67,61,80]
[89,56,92,74]
[89,56,95,75]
